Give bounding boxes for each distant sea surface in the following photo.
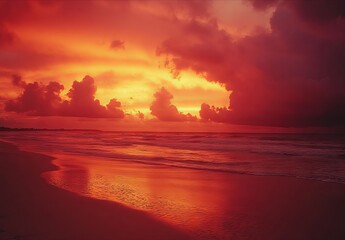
[1,130,345,184]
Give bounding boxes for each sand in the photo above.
[0,141,192,240]
[1,140,345,240]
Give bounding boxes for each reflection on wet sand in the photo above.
[3,131,345,239]
[44,159,91,196]
[43,153,234,238]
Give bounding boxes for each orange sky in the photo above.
[0,0,274,131]
[2,0,342,132]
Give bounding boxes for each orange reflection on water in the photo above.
[43,148,236,238]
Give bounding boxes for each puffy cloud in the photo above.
[5,77,64,116]
[60,75,124,118]
[150,87,196,122]
[106,99,125,118]
[5,75,124,118]
[158,0,345,127]
[199,103,230,123]
[110,40,125,50]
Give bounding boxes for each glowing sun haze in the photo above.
[0,0,344,132]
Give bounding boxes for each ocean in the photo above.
[1,130,345,239]
[1,130,345,184]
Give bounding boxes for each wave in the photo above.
[1,131,345,184]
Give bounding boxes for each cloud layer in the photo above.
[1,0,344,128]
[5,75,124,118]
[158,0,345,127]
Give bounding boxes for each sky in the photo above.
[0,0,344,132]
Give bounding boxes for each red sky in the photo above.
[0,0,344,132]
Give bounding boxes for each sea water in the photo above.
[1,130,345,184]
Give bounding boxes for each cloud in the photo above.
[0,1,131,71]
[158,1,345,127]
[157,19,234,88]
[0,0,213,73]
[60,75,124,118]
[137,111,144,120]
[110,40,125,50]
[106,99,125,118]
[0,23,15,47]
[11,74,26,87]
[246,0,279,10]
[5,75,124,118]
[248,0,345,24]
[150,87,196,122]
[0,0,32,22]
[5,77,64,116]
[163,0,212,18]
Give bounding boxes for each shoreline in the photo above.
[1,140,345,239]
[5,137,345,187]
[0,141,192,240]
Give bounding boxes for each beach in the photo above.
[0,141,192,240]
[1,137,345,240]
[1,0,344,239]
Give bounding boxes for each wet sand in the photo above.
[1,140,345,239]
[0,141,192,240]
